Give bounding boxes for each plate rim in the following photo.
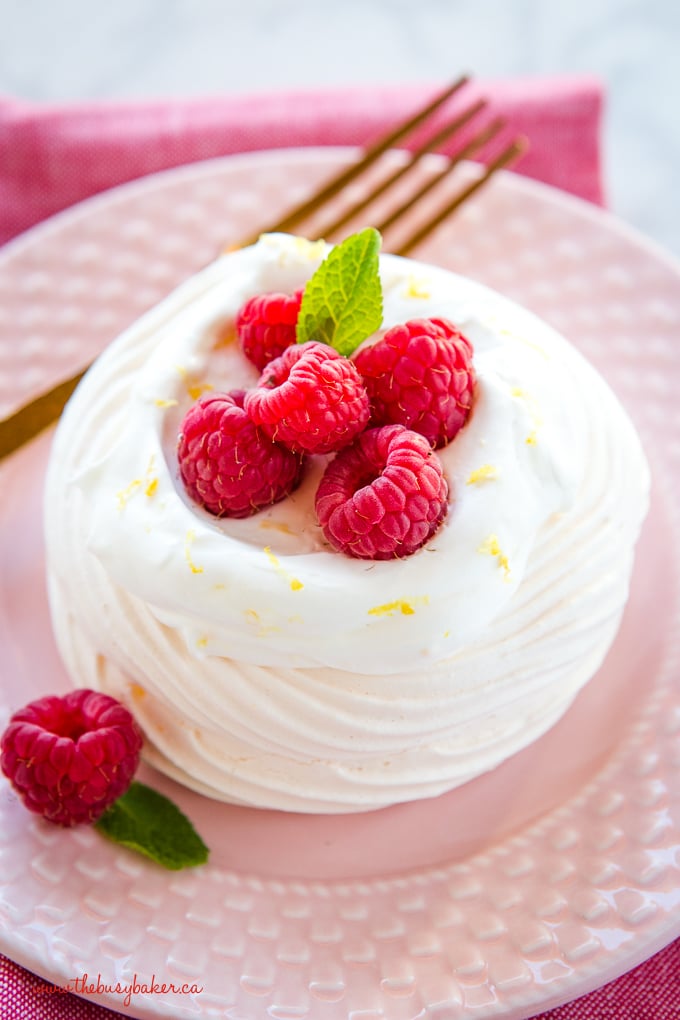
[3,142,680,277]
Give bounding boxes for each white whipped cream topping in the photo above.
[44,233,649,812]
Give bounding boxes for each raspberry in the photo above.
[353,317,475,449]
[244,341,370,455]
[236,288,304,371]
[178,390,304,518]
[315,424,449,559]
[1,688,143,826]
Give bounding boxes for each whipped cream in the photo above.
[44,234,650,812]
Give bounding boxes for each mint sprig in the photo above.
[95,781,209,870]
[296,227,383,356]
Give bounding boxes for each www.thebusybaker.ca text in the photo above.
[35,972,203,1009]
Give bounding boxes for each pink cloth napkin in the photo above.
[0,76,604,247]
[0,77,677,1019]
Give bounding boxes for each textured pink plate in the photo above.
[1,150,680,1020]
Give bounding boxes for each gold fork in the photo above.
[0,75,527,462]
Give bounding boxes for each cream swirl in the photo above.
[44,233,649,812]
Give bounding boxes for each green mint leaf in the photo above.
[296,227,383,356]
[95,781,209,871]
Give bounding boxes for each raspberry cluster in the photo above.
[177,282,476,560]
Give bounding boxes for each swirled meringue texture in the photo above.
[44,234,650,813]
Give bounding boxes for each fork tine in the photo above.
[238,75,471,245]
[374,116,506,237]
[313,97,488,240]
[393,136,529,256]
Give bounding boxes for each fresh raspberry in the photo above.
[244,341,370,455]
[315,424,449,559]
[178,390,304,518]
[1,689,143,827]
[353,317,476,449]
[236,288,304,371]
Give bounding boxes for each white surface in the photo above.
[0,152,679,1020]
[0,0,679,258]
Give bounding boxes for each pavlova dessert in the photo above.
[3,229,649,829]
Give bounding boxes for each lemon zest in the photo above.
[466,463,497,485]
[263,546,303,592]
[292,236,327,260]
[511,386,543,441]
[116,478,142,510]
[187,381,214,401]
[244,607,282,637]
[117,455,158,508]
[368,597,428,617]
[259,519,296,536]
[478,534,511,580]
[184,530,204,575]
[403,275,431,300]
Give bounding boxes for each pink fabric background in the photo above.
[0,76,604,248]
[0,77,678,1018]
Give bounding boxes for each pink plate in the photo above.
[1,150,680,1020]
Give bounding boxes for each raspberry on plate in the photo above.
[0,688,143,826]
[244,341,370,455]
[178,390,304,517]
[315,424,449,559]
[236,288,304,371]
[353,317,476,449]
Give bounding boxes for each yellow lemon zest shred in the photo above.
[368,598,428,618]
[512,386,543,441]
[292,236,327,260]
[187,381,214,401]
[116,478,142,510]
[263,546,303,592]
[466,464,497,485]
[144,454,159,498]
[244,606,281,637]
[403,276,431,300]
[118,455,159,508]
[184,530,204,575]
[478,534,511,579]
[259,519,296,536]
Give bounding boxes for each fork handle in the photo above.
[0,369,86,462]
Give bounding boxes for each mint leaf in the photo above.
[296,227,383,356]
[95,781,209,870]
